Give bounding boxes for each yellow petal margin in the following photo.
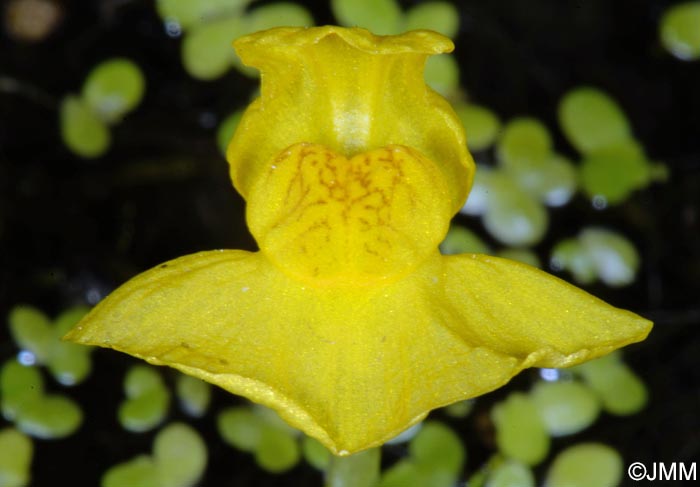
[227,26,474,212]
[65,26,652,456]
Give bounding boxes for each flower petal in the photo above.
[437,254,652,367]
[228,26,473,212]
[65,251,521,454]
[246,143,452,285]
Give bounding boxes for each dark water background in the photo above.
[1,0,699,485]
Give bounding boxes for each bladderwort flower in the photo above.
[65,26,652,456]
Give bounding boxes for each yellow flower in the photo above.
[65,26,652,456]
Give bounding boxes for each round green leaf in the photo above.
[550,238,597,285]
[409,421,465,476]
[497,117,552,170]
[8,306,53,363]
[47,344,92,386]
[545,443,622,487]
[245,3,314,33]
[52,306,91,337]
[254,424,300,473]
[301,436,331,471]
[558,87,631,154]
[424,54,459,98]
[440,225,490,255]
[578,140,650,205]
[60,95,111,159]
[331,0,402,35]
[530,381,601,436]
[175,375,211,418]
[580,228,640,287]
[216,110,243,155]
[574,357,648,416]
[15,395,82,439]
[660,2,700,61]
[0,428,33,487]
[155,0,250,30]
[486,459,535,487]
[182,17,245,80]
[492,393,549,466]
[154,423,207,487]
[404,2,460,38]
[538,154,578,207]
[483,179,548,247]
[217,407,264,452]
[456,103,501,152]
[497,248,541,268]
[124,366,166,398]
[101,455,160,487]
[82,58,146,124]
[118,389,170,433]
[0,361,44,421]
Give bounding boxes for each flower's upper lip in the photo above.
[233,25,454,55]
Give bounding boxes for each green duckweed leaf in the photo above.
[216,110,243,155]
[578,140,650,205]
[461,166,494,216]
[378,461,455,487]
[0,428,33,487]
[579,228,640,287]
[660,1,700,61]
[424,54,459,98]
[47,344,91,387]
[82,58,145,124]
[118,389,170,433]
[175,374,211,418]
[119,366,169,432]
[217,407,264,452]
[155,0,250,30]
[572,355,648,416]
[301,436,331,471]
[537,154,578,207]
[0,361,44,422]
[497,117,552,170]
[550,238,597,285]
[245,3,314,33]
[404,2,459,38]
[153,423,207,487]
[101,455,160,487]
[443,400,474,418]
[440,225,490,255]
[545,443,622,487]
[483,176,548,247]
[327,448,381,487]
[409,421,465,476]
[255,424,300,473]
[8,306,53,364]
[60,95,111,159]
[182,16,245,80]
[456,104,501,152]
[15,395,82,439]
[331,0,402,35]
[52,306,91,337]
[530,381,601,436]
[497,249,540,268]
[492,393,549,466]
[558,87,631,154]
[486,459,535,487]
[124,366,166,398]
[386,423,422,445]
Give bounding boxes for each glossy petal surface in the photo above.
[227,26,473,211]
[66,26,652,455]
